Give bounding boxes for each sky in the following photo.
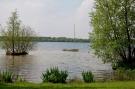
[0,0,94,39]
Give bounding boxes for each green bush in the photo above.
[113,68,135,80]
[41,67,68,83]
[82,71,94,83]
[0,71,14,83]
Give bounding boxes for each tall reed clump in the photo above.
[82,71,94,83]
[41,67,68,83]
[0,71,14,83]
[113,68,135,80]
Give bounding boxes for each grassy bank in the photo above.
[0,81,135,89]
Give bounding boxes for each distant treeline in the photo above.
[0,36,90,42]
[32,37,90,42]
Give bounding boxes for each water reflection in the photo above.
[0,55,38,82]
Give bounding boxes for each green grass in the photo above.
[0,81,135,89]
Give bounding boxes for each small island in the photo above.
[1,11,35,56]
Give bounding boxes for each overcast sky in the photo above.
[0,0,94,39]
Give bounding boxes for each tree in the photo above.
[91,0,135,69]
[1,11,35,55]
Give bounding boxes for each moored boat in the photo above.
[62,49,79,52]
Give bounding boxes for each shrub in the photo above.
[0,71,14,83]
[1,11,36,56]
[113,68,135,80]
[67,76,83,83]
[41,67,68,83]
[82,71,94,83]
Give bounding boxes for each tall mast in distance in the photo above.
[74,24,76,41]
[62,24,79,52]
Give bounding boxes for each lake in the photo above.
[0,42,112,83]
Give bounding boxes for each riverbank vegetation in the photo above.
[113,68,135,81]
[41,67,68,83]
[90,0,135,69]
[82,71,94,83]
[0,68,135,88]
[0,67,135,84]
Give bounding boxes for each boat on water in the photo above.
[62,49,79,52]
[62,24,79,52]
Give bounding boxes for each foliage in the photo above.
[113,68,135,81]
[0,71,14,83]
[67,76,83,83]
[41,67,68,83]
[91,0,135,69]
[31,37,89,42]
[82,71,94,83]
[0,36,89,42]
[1,10,35,55]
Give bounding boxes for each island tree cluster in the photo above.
[91,0,135,69]
[1,11,35,55]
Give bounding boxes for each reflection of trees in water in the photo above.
[0,55,35,81]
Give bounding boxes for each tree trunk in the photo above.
[124,0,132,61]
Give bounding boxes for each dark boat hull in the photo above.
[62,49,79,52]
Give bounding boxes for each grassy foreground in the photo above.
[0,81,135,89]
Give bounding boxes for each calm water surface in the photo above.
[0,42,112,83]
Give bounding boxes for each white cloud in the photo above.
[0,0,94,38]
[74,0,94,38]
